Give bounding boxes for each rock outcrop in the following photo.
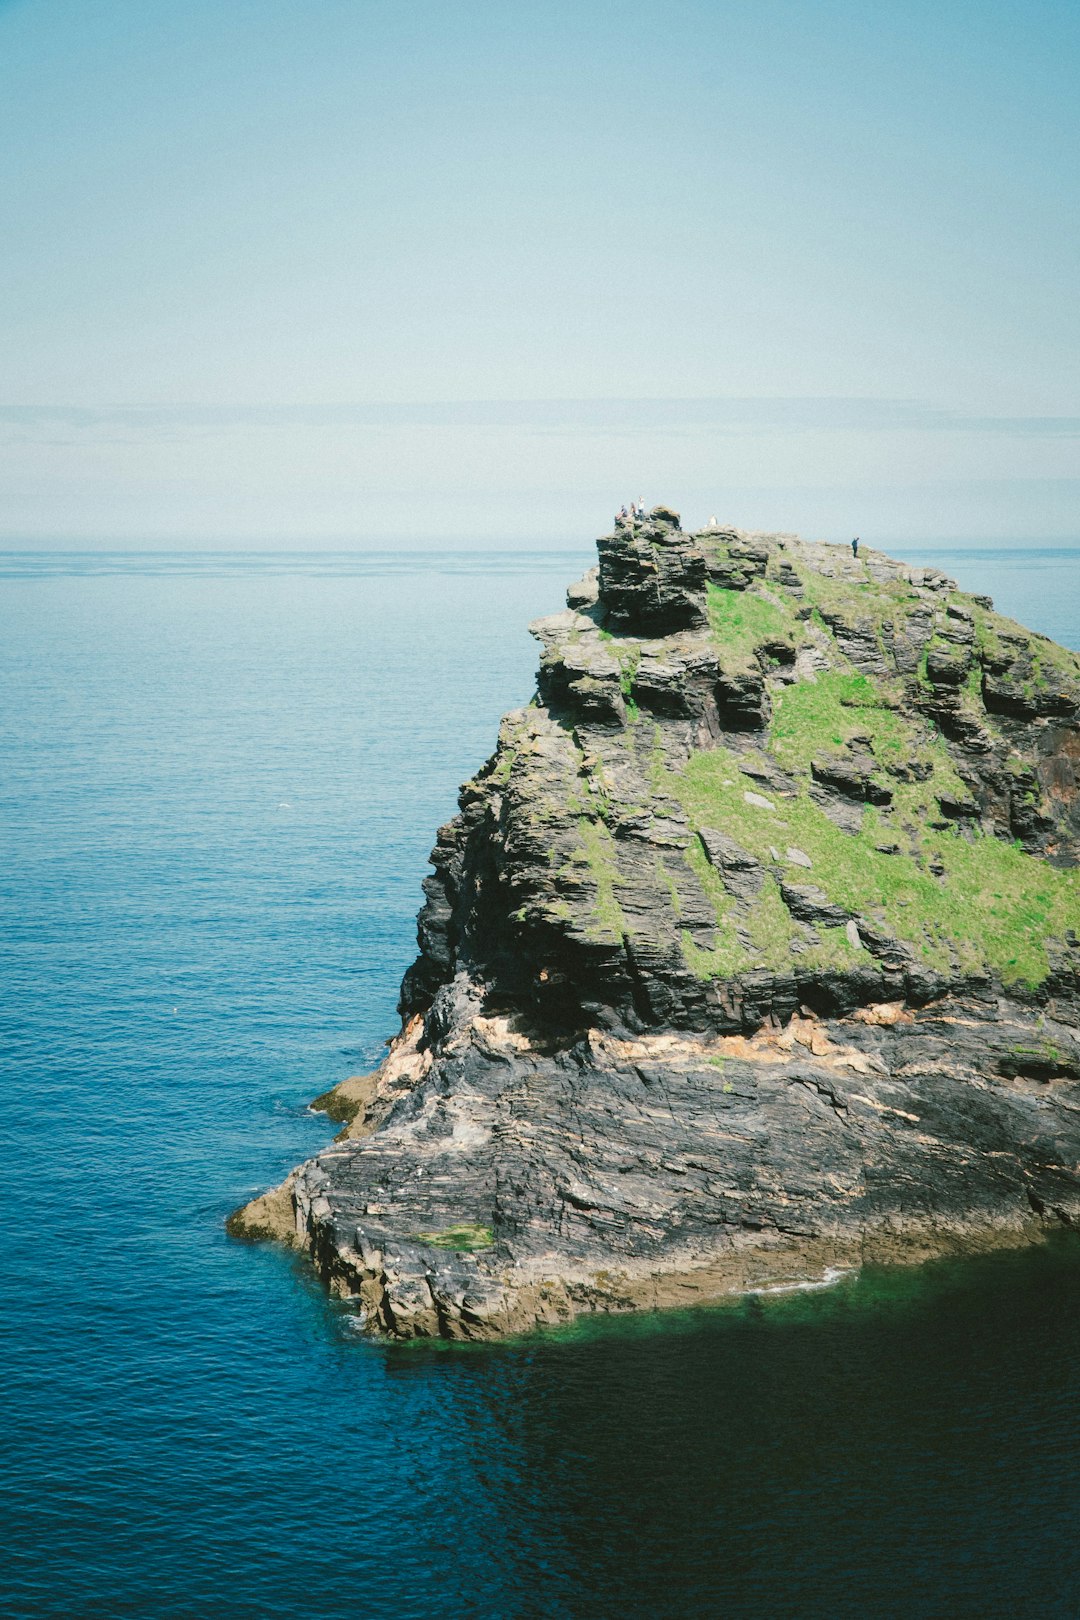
[230,511,1080,1339]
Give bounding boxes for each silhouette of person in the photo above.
[851,537,860,558]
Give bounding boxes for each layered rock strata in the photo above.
[231,510,1080,1339]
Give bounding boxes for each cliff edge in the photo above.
[230,511,1080,1338]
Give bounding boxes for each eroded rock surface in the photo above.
[232,511,1080,1338]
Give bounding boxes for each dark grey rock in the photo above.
[597,520,708,633]
[811,757,892,806]
[779,882,852,927]
[699,828,764,901]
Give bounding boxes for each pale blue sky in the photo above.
[1,0,1077,544]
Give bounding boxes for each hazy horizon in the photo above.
[3,533,1079,557]
[1,0,1077,544]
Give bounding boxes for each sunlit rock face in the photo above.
[232,509,1080,1340]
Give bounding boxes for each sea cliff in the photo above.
[231,511,1080,1338]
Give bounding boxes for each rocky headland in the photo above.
[230,509,1080,1339]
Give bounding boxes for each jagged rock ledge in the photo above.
[230,509,1080,1339]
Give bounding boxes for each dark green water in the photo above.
[2,546,1079,1618]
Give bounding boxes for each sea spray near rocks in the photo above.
[231,511,1080,1339]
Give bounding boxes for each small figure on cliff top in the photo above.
[851,536,860,558]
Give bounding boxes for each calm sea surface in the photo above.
[2,544,1080,1619]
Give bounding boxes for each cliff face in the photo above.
[232,512,1080,1339]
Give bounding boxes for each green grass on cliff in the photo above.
[559,547,1079,988]
[973,601,1080,699]
[575,815,627,943]
[411,1223,494,1252]
[769,672,914,771]
[671,727,1079,987]
[706,583,798,667]
[796,561,923,632]
[598,632,642,719]
[681,825,862,979]
[676,549,1079,989]
[681,840,755,976]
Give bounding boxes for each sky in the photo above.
[0,0,1077,546]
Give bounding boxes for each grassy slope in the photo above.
[673,572,1079,990]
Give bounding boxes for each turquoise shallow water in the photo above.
[2,544,1080,1619]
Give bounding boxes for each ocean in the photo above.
[2,543,1079,1619]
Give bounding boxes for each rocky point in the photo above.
[230,509,1080,1339]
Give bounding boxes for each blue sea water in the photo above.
[2,543,1080,1620]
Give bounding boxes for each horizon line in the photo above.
[1,396,1078,438]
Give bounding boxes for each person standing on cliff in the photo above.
[851,536,860,558]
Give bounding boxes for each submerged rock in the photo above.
[231,511,1080,1339]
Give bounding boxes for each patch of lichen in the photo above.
[311,1075,377,1126]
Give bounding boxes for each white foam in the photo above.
[748,1265,853,1297]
